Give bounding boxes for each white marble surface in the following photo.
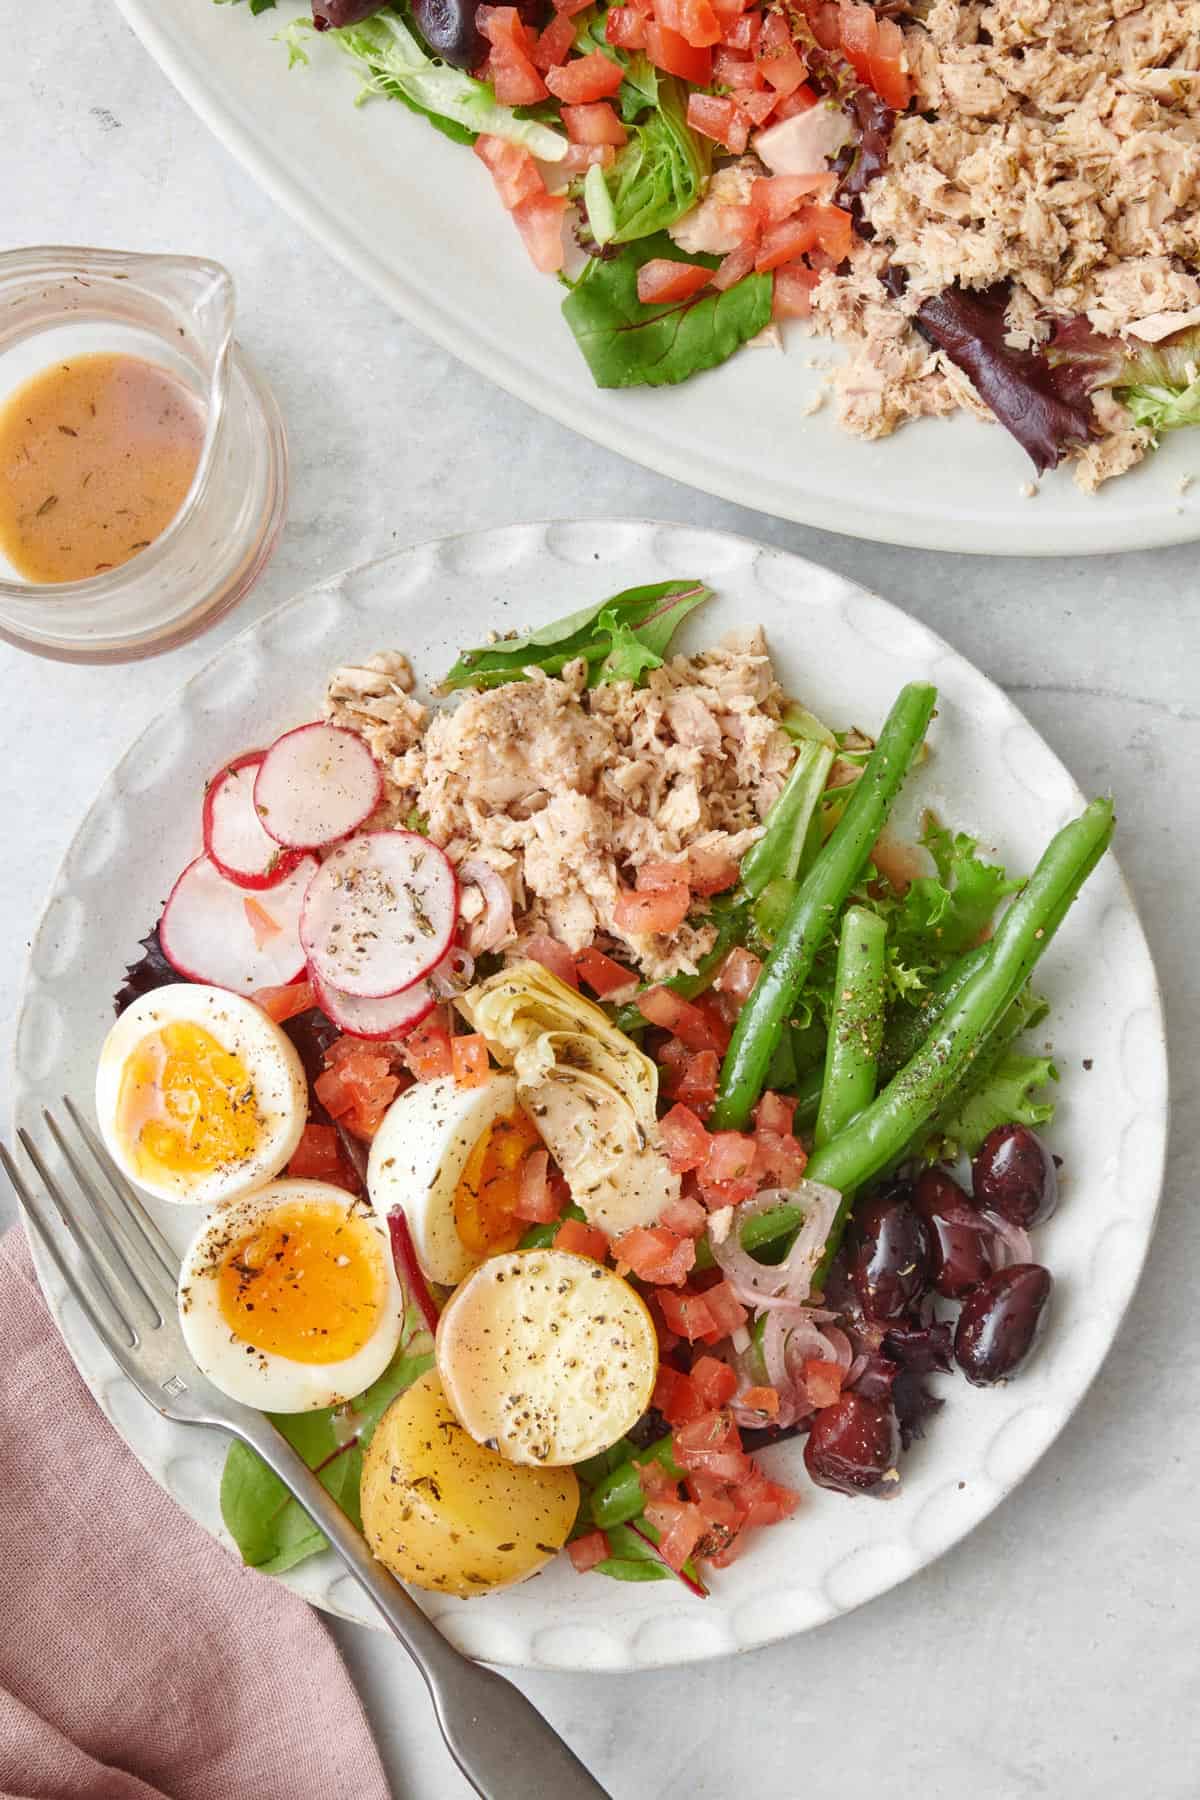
[2,5,1197,1797]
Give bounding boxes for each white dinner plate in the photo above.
[114,0,1200,557]
[15,520,1166,1669]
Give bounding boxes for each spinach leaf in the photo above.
[438,578,712,692]
[220,1309,434,1575]
[562,232,771,389]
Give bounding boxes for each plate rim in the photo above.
[110,0,1200,559]
[11,517,1170,1668]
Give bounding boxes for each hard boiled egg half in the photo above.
[367,1072,541,1286]
[96,985,308,1206]
[178,1179,404,1410]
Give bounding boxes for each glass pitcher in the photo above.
[0,247,287,662]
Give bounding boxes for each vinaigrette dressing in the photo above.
[0,351,204,583]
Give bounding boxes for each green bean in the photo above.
[877,945,990,1081]
[740,740,834,898]
[588,1433,681,1530]
[807,797,1114,1269]
[739,1201,805,1254]
[814,906,888,1148]
[712,683,938,1132]
[791,1061,824,1129]
[752,876,798,943]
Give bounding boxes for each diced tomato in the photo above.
[574,946,635,996]
[710,0,750,30]
[750,173,830,225]
[773,263,820,319]
[837,0,874,79]
[477,5,549,104]
[659,1191,710,1237]
[511,192,568,273]
[714,946,762,1007]
[561,100,628,145]
[756,214,820,272]
[686,846,740,895]
[755,9,807,92]
[636,258,713,305]
[567,1528,611,1573]
[545,49,626,101]
[286,1122,342,1181]
[252,979,315,1023]
[606,4,648,47]
[712,45,759,89]
[653,1363,706,1426]
[645,1496,706,1571]
[702,1130,758,1187]
[686,93,750,154]
[474,134,544,210]
[732,1463,801,1527]
[614,884,690,935]
[806,201,854,262]
[522,933,579,987]
[451,1032,491,1089]
[656,0,722,46]
[691,1355,738,1409]
[656,1286,717,1341]
[754,1089,797,1135]
[644,19,713,83]
[754,1123,808,1187]
[637,857,690,891]
[674,1410,752,1482]
[638,1454,681,1502]
[315,1040,401,1141]
[713,240,759,291]
[868,15,911,109]
[614,1225,696,1286]
[740,1384,781,1418]
[560,144,618,174]
[658,1102,710,1172]
[769,80,819,123]
[802,1357,844,1409]
[695,1486,741,1533]
[242,896,281,951]
[401,1012,454,1081]
[697,1279,749,1341]
[673,1048,720,1113]
[637,986,728,1052]
[531,11,578,68]
[555,1216,612,1261]
[512,1149,556,1222]
[723,8,760,51]
[552,0,594,14]
[738,86,780,126]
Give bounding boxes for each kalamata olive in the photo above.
[954,1263,1052,1386]
[804,1392,901,1496]
[851,1191,931,1320]
[312,0,389,28]
[972,1123,1058,1228]
[913,1166,993,1299]
[407,0,487,68]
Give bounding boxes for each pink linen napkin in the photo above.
[0,1226,391,1800]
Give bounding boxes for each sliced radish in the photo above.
[253,723,384,850]
[203,752,303,890]
[160,854,318,995]
[310,967,436,1040]
[301,832,457,999]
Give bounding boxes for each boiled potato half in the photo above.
[361,1369,578,1598]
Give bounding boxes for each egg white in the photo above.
[177,1179,405,1411]
[95,984,308,1207]
[367,1071,524,1286]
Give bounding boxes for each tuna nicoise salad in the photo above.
[99,579,1112,1598]
[228,0,1200,488]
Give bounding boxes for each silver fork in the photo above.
[3,1101,610,1800]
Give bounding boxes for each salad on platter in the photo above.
[222,0,1200,490]
[96,578,1113,1600]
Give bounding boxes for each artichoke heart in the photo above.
[457,961,679,1237]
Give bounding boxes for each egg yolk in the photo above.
[117,1021,260,1179]
[454,1108,543,1257]
[216,1200,386,1364]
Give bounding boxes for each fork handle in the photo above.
[232,1419,611,1800]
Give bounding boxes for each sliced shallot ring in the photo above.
[710,1180,842,1308]
[300,831,458,999]
[310,967,436,1041]
[159,853,317,995]
[458,857,514,954]
[253,722,384,850]
[202,751,303,890]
